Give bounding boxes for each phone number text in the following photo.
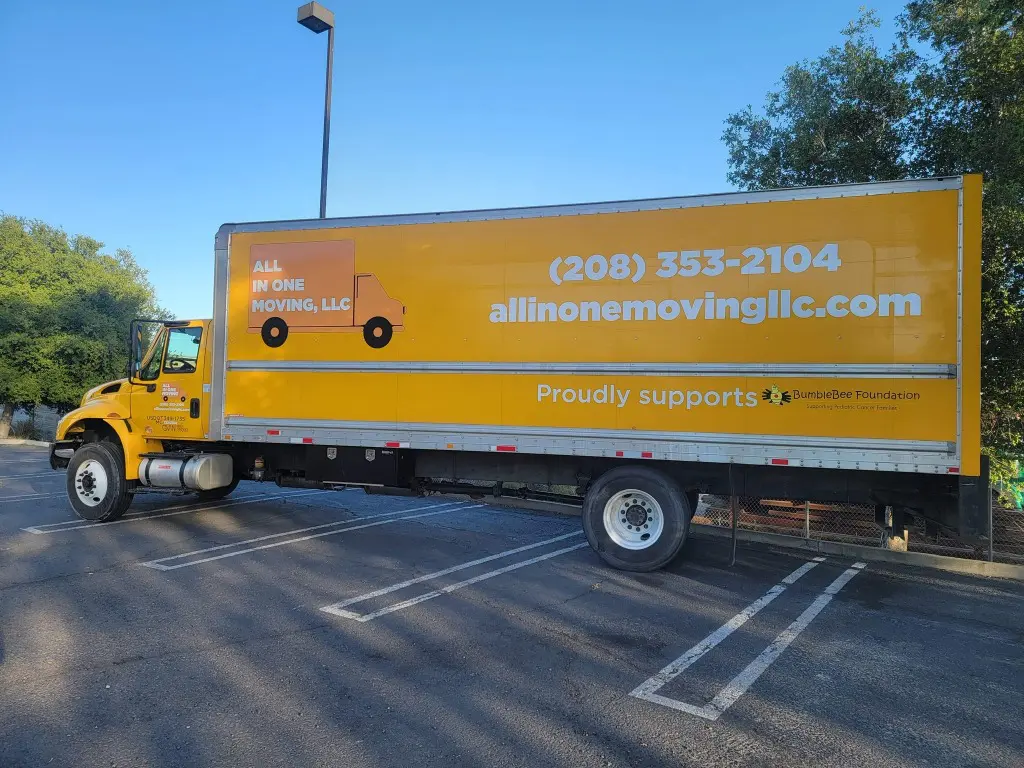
[548,244,840,285]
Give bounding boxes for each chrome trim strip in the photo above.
[224,416,951,455]
[226,360,956,379]
[214,177,963,247]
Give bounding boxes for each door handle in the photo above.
[190,398,200,419]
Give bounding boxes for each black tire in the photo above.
[197,476,240,502]
[362,317,393,349]
[582,466,690,572]
[261,316,289,348]
[66,442,134,522]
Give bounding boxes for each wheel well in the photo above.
[66,419,122,448]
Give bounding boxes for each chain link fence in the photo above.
[694,494,1024,565]
[10,405,60,441]
[992,506,1024,564]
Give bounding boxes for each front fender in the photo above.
[55,403,162,481]
[56,401,128,441]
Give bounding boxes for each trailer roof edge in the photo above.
[215,175,965,247]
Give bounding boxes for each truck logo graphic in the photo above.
[762,385,792,406]
[248,239,405,349]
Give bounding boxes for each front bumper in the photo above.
[49,440,75,470]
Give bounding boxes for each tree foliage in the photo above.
[723,10,918,189]
[723,1,1024,473]
[0,215,167,422]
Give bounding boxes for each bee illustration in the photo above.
[762,384,792,406]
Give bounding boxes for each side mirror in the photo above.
[127,319,142,384]
[127,318,166,384]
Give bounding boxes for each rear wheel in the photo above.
[197,476,240,502]
[582,466,690,572]
[66,442,134,522]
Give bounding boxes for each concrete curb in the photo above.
[691,523,1024,580]
[0,438,51,449]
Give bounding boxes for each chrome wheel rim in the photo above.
[603,489,663,550]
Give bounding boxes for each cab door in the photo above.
[130,321,209,440]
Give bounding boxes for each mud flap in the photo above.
[957,454,990,542]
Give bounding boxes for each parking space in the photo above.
[1,443,1023,767]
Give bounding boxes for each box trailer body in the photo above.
[50,175,987,571]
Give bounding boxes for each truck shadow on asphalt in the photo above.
[2,491,1023,768]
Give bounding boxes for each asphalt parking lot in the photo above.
[2,443,1023,768]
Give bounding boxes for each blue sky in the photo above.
[0,0,905,319]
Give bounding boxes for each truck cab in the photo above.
[50,318,234,521]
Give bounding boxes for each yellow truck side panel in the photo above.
[215,177,980,473]
[226,371,956,443]
[227,190,959,366]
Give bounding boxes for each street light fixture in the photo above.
[297,2,335,219]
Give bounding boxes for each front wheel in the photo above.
[582,466,690,572]
[66,442,134,522]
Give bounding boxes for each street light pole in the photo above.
[320,24,334,220]
[297,3,336,219]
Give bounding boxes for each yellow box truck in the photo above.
[50,175,986,571]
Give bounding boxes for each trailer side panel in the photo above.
[212,177,979,477]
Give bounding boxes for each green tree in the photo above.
[0,215,167,438]
[723,10,917,190]
[723,2,1023,478]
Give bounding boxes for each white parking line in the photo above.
[631,559,866,721]
[0,492,65,504]
[702,563,867,718]
[21,491,272,529]
[0,471,61,480]
[327,539,589,622]
[322,530,584,619]
[629,557,824,705]
[21,489,327,534]
[137,501,470,567]
[141,502,485,570]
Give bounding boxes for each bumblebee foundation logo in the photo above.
[762,385,792,406]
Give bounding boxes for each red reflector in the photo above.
[615,451,625,457]
[947,466,959,473]
[771,458,789,466]
[496,445,516,452]
[302,437,313,444]
[641,451,653,459]
[385,441,400,448]
[266,429,280,436]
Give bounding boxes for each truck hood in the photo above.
[80,378,129,408]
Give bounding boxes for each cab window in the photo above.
[163,326,202,374]
[138,326,167,381]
